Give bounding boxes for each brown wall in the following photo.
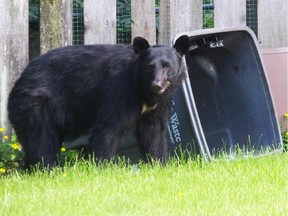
[261,48,288,129]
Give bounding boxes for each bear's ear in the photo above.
[133,37,150,53]
[173,35,190,57]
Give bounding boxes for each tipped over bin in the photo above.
[172,27,283,158]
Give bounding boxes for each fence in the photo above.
[0,0,288,138]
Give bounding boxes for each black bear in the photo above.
[8,35,190,169]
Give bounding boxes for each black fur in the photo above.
[8,36,190,169]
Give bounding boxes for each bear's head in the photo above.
[133,35,190,105]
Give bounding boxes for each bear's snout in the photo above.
[151,79,171,94]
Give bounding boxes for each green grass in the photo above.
[1,153,287,216]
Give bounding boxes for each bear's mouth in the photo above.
[151,80,171,95]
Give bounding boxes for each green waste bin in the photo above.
[174,27,283,158]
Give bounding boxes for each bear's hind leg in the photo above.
[24,126,62,169]
[15,115,63,170]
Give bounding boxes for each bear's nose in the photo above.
[152,79,163,88]
[151,82,163,92]
[151,80,171,95]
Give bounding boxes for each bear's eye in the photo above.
[147,64,155,71]
[162,61,171,69]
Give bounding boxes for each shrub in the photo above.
[0,129,23,174]
[281,113,288,151]
[0,128,78,175]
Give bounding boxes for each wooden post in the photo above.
[131,0,156,45]
[84,0,116,44]
[258,0,288,48]
[214,0,246,27]
[0,0,29,140]
[40,0,73,54]
[158,0,202,45]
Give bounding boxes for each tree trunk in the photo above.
[40,0,72,54]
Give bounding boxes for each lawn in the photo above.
[0,153,287,216]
